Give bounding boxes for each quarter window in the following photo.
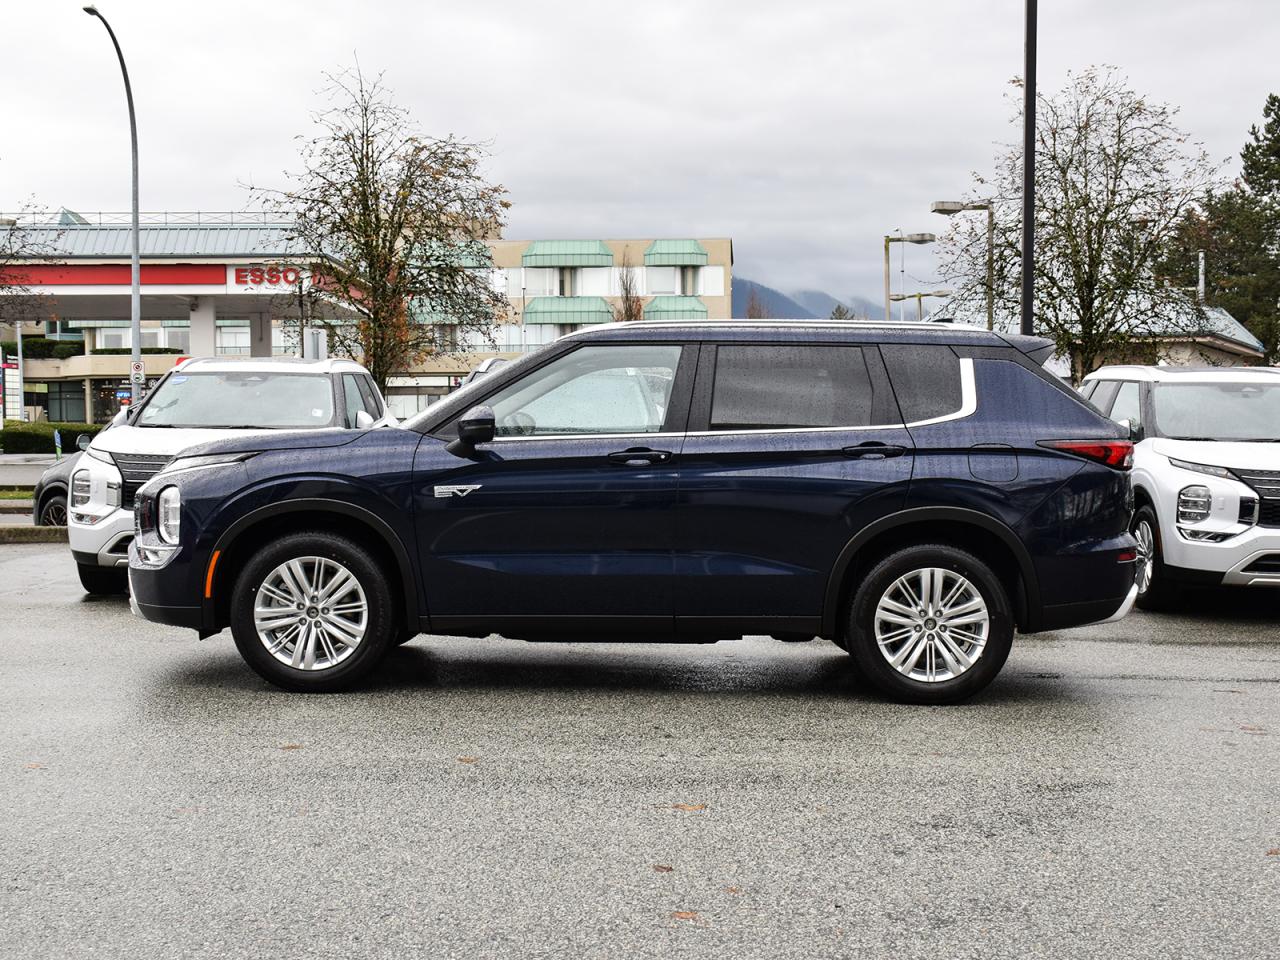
[483,344,682,437]
[709,345,875,430]
[879,344,963,423]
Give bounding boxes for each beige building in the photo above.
[0,212,732,422]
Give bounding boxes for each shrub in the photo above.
[0,338,86,360]
[0,420,103,454]
[91,347,183,355]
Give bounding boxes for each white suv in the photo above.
[1082,365,1280,607]
[69,356,396,594]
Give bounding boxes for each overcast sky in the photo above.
[1,1,1275,301]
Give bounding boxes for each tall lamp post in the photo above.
[932,201,994,330]
[83,4,142,405]
[890,289,954,323]
[883,233,936,322]
[1021,0,1037,336]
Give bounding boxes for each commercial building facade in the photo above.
[0,211,731,421]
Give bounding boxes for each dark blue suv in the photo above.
[129,321,1138,703]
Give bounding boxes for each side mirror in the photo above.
[354,410,376,430]
[1118,418,1143,442]
[446,405,496,458]
[76,434,91,452]
[112,408,128,426]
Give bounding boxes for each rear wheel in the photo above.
[844,544,1014,704]
[77,562,128,596]
[1132,505,1173,611]
[230,531,397,692]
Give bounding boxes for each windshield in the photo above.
[1152,382,1280,442]
[136,372,336,429]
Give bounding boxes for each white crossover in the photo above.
[1082,364,1280,607]
[68,356,396,595]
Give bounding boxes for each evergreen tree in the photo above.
[1241,93,1280,198]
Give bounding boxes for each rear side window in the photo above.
[709,345,874,430]
[880,344,962,423]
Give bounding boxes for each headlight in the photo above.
[157,452,257,477]
[1177,484,1211,523]
[71,470,91,507]
[157,487,181,544]
[1169,458,1231,479]
[84,445,114,465]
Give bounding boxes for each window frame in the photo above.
[432,341,699,441]
[686,342,903,434]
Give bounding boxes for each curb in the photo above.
[0,526,67,544]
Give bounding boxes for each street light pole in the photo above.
[1021,0,1037,336]
[931,200,995,329]
[883,233,936,323]
[83,5,141,405]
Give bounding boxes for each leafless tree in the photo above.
[746,288,770,319]
[250,66,510,390]
[937,67,1223,381]
[612,247,644,322]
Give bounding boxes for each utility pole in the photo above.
[1020,0,1037,336]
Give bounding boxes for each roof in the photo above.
[1086,364,1280,383]
[2,223,300,259]
[642,296,708,320]
[566,318,1015,346]
[521,240,614,268]
[1140,304,1264,354]
[177,356,368,374]
[644,240,708,266]
[523,296,614,324]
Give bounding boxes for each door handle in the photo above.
[607,448,673,466]
[842,442,907,460]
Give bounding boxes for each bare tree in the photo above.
[250,66,510,390]
[612,246,643,322]
[937,67,1223,381]
[746,288,770,319]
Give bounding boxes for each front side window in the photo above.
[482,344,682,437]
[1109,381,1142,430]
[1152,381,1280,441]
[710,345,874,430]
[136,372,336,429]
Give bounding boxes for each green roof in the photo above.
[644,239,708,266]
[643,296,708,320]
[523,296,613,324]
[522,240,613,268]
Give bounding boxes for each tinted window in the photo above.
[1090,380,1120,415]
[1110,381,1142,429]
[1079,380,1098,400]
[709,346,873,430]
[880,344,962,423]
[357,376,382,416]
[484,344,682,436]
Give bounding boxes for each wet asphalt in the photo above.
[1,543,1277,960]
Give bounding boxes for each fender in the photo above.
[204,496,420,628]
[820,506,1041,636]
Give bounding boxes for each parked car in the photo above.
[69,357,395,595]
[32,452,81,526]
[128,320,1137,704]
[1082,365,1280,607]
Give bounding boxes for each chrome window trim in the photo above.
[481,359,977,441]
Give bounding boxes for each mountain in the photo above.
[731,279,817,319]
[792,289,886,321]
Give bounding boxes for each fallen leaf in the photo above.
[1266,848,1279,857]
[652,864,674,873]
[279,744,304,751]
[672,911,699,921]
[1239,725,1267,735]
[24,763,44,769]
[670,803,707,812]
[457,756,478,764]
[723,886,741,895]
[1213,689,1244,694]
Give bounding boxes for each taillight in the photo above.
[1037,439,1134,470]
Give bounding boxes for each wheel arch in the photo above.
[822,507,1039,637]
[204,498,419,633]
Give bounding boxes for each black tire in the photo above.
[230,531,397,692]
[77,562,129,596]
[844,544,1014,705]
[39,494,68,527]
[1131,505,1173,611]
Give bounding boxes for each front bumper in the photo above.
[1162,523,1280,587]
[68,507,134,568]
[128,558,205,630]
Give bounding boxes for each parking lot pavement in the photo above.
[1,543,1277,960]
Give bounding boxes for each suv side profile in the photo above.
[129,321,1137,704]
[1082,364,1280,607]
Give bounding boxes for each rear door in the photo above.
[673,342,912,634]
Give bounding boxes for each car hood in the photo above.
[1150,438,1280,470]
[89,424,361,458]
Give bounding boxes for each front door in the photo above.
[414,342,695,636]
[674,342,914,635]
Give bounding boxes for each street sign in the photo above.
[130,360,145,385]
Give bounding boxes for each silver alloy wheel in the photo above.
[874,567,990,683]
[253,556,368,671]
[1133,519,1155,595]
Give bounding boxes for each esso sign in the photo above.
[229,264,305,291]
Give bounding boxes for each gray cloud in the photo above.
[1,0,1272,301]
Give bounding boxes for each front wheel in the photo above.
[230,531,397,692]
[1131,505,1173,611]
[844,544,1014,705]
